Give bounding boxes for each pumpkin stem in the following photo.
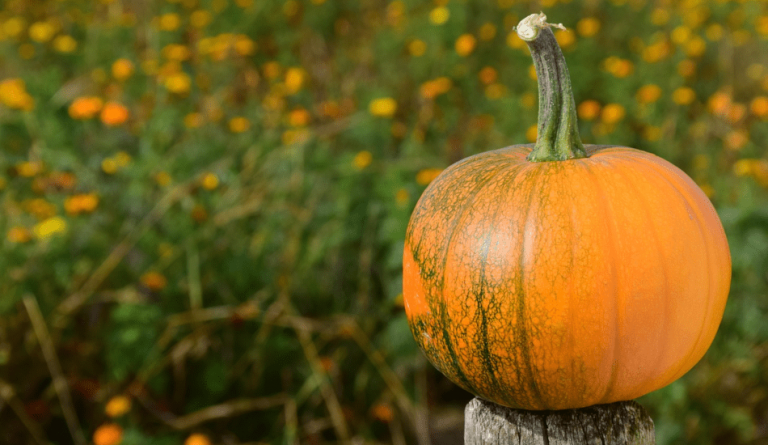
[516,13,587,162]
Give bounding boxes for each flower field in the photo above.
[1,0,767,444]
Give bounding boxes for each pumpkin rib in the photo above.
[580,162,622,405]
[406,159,506,395]
[443,160,534,406]
[601,156,673,401]
[429,159,520,396]
[627,155,721,384]
[515,165,548,409]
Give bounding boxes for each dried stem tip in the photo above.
[516,12,566,42]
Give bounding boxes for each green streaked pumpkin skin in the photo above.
[403,144,731,410]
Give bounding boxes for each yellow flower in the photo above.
[685,37,706,57]
[105,396,132,418]
[155,171,172,186]
[455,34,476,57]
[395,188,409,206]
[554,29,576,49]
[672,87,696,105]
[33,217,67,240]
[429,7,450,25]
[284,67,305,94]
[643,126,662,141]
[16,161,42,177]
[603,57,633,78]
[53,35,77,53]
[756,16,768,36]
[525,125,537,142]
[671,26,691,45]
[164,72,192,94]
[479,23,497,41]
[29,21,56,43]
[369,97,397,117]
[416,168,443,186]
[2,17,26,38]
[102,158,118,174]
[576,17,600,37]
[201,173,219,190]
[353,151,373,170]
[234,35,256,56]
[636,84,662,104]
[601,103,625,124]
[158,13,181,31]
[521,92,535,109]
[115,151,132,167]
[184,112,204,128]
[190,10,212,28]
[229,116,250,133]
[0,78,34,110]
[408,39,427,57]
[705,24,723,41]
[162,44,191,61]
[733,159,756,177]
[7,227,32,243]
[111,58,134,81]
[281,129,310,145]
[484,83,506,100]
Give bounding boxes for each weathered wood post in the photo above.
[465,398,655,444]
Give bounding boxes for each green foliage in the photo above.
[0,0,767,444]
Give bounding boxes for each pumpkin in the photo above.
[402,13,731,410]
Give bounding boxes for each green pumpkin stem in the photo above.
[517,13,587,162]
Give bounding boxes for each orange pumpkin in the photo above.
[402,13,731,410]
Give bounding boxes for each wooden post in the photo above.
[465,397,655,445]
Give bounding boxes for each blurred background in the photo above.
[1,0,767,444]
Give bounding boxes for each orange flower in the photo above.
[288,107,311,127]
[111,59,134,81]
[751,96,768,118]
[371,402,394,422]
[420,77,452,100]
[69,97,103,119]
[93,424,123,445]
[478,67,497,85]
[184,433,212,445]
[601,103,625,124]
[100,102,129,126]
[416,168,443,185]
[455,34,477,56]
[7,227,32,243]
[64,193,99,215]
[141,271,167,291]
[577,100,601,121]
[672,87,696,105]
[0,78,35,110]
[636,85,662,104]
[708,91,731,116]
